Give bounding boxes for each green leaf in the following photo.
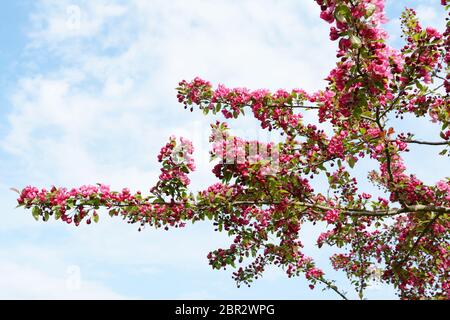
[353,105,363,118]
[348,157,356,169]
[32,206,41,221]
[223,171,232,183]
[350,35,362,48]
[361,111,372,118]
[365,3,376,18]
[10,187,20,194]
[334,5,351,23]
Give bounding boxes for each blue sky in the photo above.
[0,0,448,299]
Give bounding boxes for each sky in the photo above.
[0,0,448,300]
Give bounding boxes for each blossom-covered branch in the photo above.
[16,0,450,300]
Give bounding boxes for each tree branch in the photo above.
[400,139,449,146]
[69,199,450,218]
[396,213,444,267]
[315,277,348,300]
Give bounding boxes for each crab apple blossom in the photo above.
[16,0,450,300]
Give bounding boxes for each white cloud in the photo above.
[2,0,337,188]
[0,268,126,299]
[29,0,128,42]
[176,290,216,300]
[416,5,438,24]
[0,256,128,299]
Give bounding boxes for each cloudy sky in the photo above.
[0,0,448,299]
